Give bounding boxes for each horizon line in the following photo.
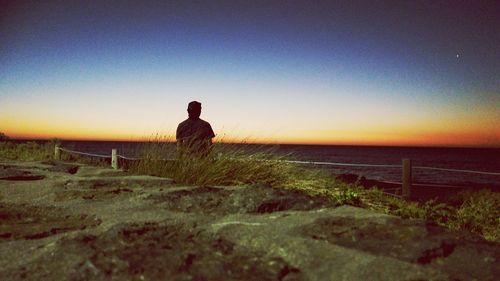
[8,137,500,149]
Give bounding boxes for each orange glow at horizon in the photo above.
[3,115,499,147]
[2,1,500,149]
[1,85,498,147]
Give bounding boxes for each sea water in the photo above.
[59,141,500,188]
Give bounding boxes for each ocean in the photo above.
[57,141,500,189]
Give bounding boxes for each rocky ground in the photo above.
[0,160,498,281]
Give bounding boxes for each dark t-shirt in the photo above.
[176,117,215,142]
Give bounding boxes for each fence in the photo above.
[53,145,499,200]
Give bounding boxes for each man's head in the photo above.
[187,101,202,119]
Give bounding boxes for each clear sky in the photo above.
[1,0,499,146]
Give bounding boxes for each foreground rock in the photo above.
[0,160,498,281]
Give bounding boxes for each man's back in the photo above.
[176,118,215,141]
[176,101,215,155]
[176,118,215,155]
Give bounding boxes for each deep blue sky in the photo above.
[1,1,499,145]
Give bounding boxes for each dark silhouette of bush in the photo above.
[0,132,9,141]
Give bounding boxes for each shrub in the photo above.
[0,132,9,141]
[131,139,499,242]
[361,187,499,241]
[451,190,500,241]
[0,141,53,161]
[131,140,297,186]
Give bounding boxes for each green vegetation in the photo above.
[123,138,500,241]
[130,139,331,188]
[0,141,54,161]
[361,188,500,241]
[0,137,497,241]
[0,132,9,141]
[0,139,106,166]
[130,138,498,241]
[450,190,500,241]
[128,138,363,208]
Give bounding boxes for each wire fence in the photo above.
[56,145,499,199]
[59,147,110,159]
[283,159,500,176]
[282,159,401,168]
[413,166,500,176]
[116,155,141,161]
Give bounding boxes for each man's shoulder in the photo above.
[177,118,214,139]
[177,118,212,130]
[197,118,212,127]
[177,118,192,128]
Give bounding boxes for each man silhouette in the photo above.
[176,101,215,155]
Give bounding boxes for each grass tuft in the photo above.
[361,188,500,241]
[1,137,497,241]
[131,138,310,186]
[450,190,500,241]
[0,141,55,161]
[0,132,9,141]
[129,137,363,205]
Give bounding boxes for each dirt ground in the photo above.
[0,160,498,280]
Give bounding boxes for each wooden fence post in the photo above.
[111,149,118,169]
[402,158,412,199]
[54,145,61,160]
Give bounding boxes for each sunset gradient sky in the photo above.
[1,1,499,146]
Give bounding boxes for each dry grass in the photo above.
[132,138,308,186]
[0,141,54,161]
[1,137,497,241]
[128,136,360,204]
[361,188,500,241]
[126,137,500,241]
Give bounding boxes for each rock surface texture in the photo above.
[0,160,498,281]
